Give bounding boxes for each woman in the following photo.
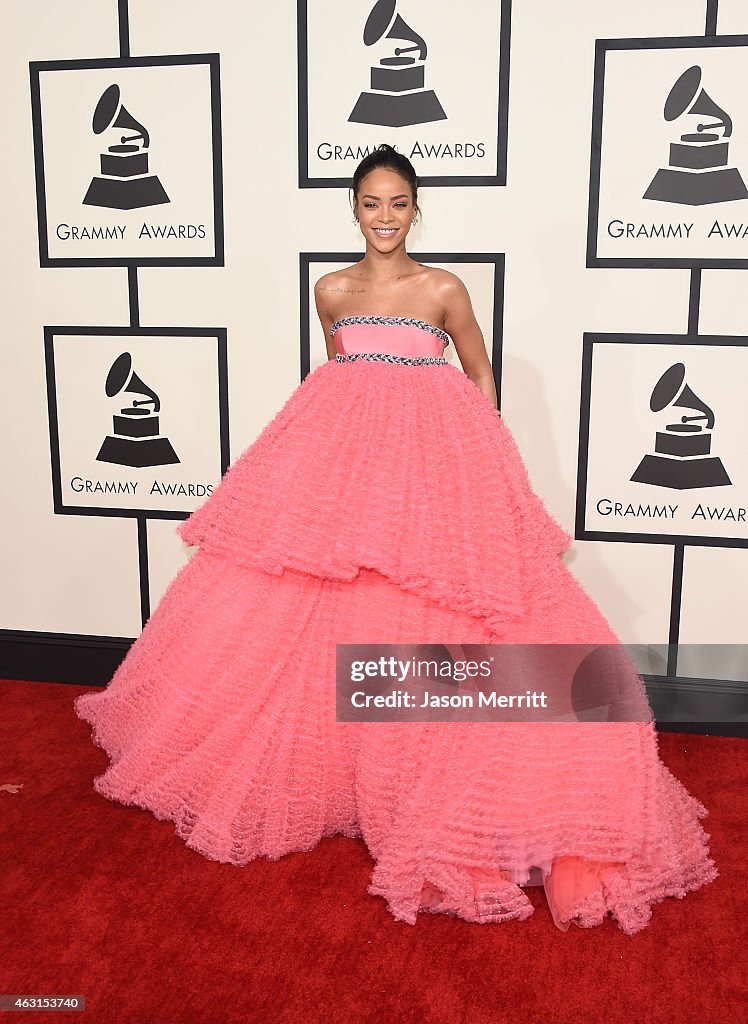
[75,144,717,934]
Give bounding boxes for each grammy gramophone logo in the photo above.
[643,66,748,207]
[83,83,170,211]
[96,352,180,468]
[348,0,446,128]
[630,362,730,490]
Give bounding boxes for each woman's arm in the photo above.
[314,275,338,361]
[440,274,498,410]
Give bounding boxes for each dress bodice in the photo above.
[331,316,451,362]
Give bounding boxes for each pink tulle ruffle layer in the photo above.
[75,358,718,934]
[177,358,574,635]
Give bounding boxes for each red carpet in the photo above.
[1,678,745,1024]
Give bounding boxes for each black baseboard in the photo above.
[1,631,746,739]
[0,630,133,687]
[643,674,748,738]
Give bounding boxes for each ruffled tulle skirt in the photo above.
[75,356,718,934]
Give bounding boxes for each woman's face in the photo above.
[354,168,416,253]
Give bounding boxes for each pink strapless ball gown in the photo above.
[74,316,718,935]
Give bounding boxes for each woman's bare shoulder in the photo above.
[314,265,361,290]
[426,265,468,295]
[419,267,470,325]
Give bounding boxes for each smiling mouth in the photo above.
[373,228,398,236]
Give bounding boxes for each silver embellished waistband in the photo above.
[335,353,447,365]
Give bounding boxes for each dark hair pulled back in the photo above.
[350,143,420,218]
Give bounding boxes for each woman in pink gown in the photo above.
[74,144,717,935]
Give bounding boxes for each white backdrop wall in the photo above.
[1,1,747,699]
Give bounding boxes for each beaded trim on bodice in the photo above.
[330,315,450,348]
[335,352,447,365]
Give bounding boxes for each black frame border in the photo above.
[297,0,513,188]
[29,53,225,268]
[298,251,506,399]
[44,325,231,519]
[576,331,748,546]
[587,33,748,269]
